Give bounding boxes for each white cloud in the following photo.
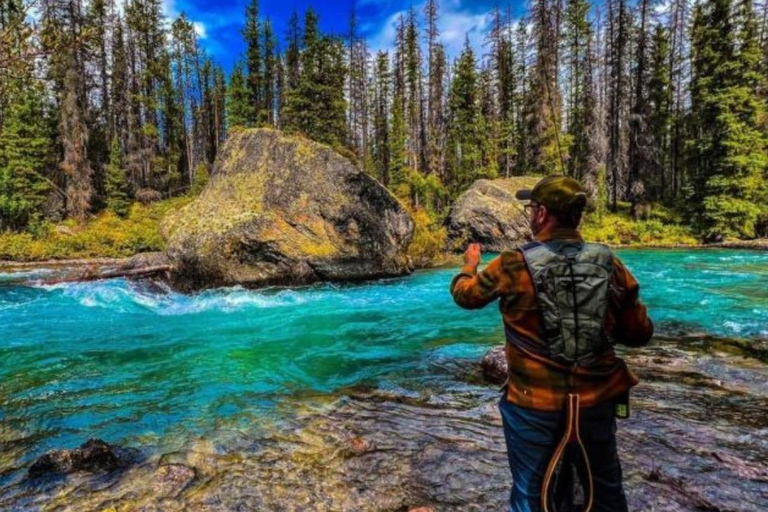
[193,21,207,39]
[162,0,178,18]
[365,1,495,62]
[440,8,492,60]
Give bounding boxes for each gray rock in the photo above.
[481,346,508,385]
[28,439,132,477]
[445,177,540,253]
[161,128,414,290]
[120,251,171,271]
[154,463,196,497]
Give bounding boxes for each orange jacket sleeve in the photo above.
[610,256,654,347]
[450,256,505,310]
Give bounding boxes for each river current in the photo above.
[0,249,766,511]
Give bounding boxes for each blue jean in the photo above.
[498,393,628,512]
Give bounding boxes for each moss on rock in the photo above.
[162,129,414,290]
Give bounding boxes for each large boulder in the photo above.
[162,129,414,290]
[445,177,540,253]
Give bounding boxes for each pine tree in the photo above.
[478,65,500,179]
[347,2,370,163]
[667,0,690,199]
[243,0,261,126]
[43,0,94,220]
[158,47,182,193]
[282,9,347,147]
[0,83,54,231]
[489,6,517,177]
[389,16,408,188]
[372,51,391,185]
[262,19,276,125]
[526,0,566,175]
[514,17,531,172]
[227,61,250,128]
[404,9,424,173]
[628,0,654,209]
[285,9,301,93]
[446,38,485,192]
[170,14,203,185]
[647,24,671,199]
[425,0,447,181]
[111,14,129,150]
[690,0,768,238]
[213,65,227,150]
[606,0,630,207]
[124,0,167,190]
[563,0,595,181]
[104,137,130,216]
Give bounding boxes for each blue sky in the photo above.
[165,0,528,73]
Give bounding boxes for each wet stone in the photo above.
[153,463,196,497]
[28,439,131,477]
[481,346,507,385]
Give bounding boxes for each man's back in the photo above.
[452,176,653,512]
[450,225,654,410]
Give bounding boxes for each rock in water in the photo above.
[162,129,414,290]
[445,177,540,253]
[481,346,508,385]
[28,439,129,476]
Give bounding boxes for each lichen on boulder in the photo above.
[445,177,541,253]
[161,129,414,290]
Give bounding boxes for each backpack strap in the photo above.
[519,240,544,252]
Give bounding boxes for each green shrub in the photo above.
[582,203,699,246]
[406,207,448,266]
[0,196,192,261]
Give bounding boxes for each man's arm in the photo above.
[450,244,505,310]
[610,256,654,347]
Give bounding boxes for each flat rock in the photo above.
[162,128,414,290]
[154,463,196,496]
[445,177,540,253]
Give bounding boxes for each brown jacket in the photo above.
[450,227,653,410]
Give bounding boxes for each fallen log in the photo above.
[38,264,173,286]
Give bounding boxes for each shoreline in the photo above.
[1,334,765,511]
[2,240,766,275]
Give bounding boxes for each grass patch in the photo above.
[0,197,193,261]
[582,203,700,246]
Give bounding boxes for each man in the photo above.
[450,176,653,512]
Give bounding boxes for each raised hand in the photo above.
[464,243,482,268]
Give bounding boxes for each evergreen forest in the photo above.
[1,0,767,247]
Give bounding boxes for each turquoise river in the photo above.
[0,248,766,511]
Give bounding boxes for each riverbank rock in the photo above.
[161,128,414,290]
[708,238,768,251]
[28,439,133,477]
[481,346,507,385]
[154,464,196,497]
[445,177,540,253]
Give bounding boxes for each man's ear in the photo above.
[538,205,549,224]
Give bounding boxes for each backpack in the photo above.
[515,239,614,365]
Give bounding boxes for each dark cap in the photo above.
[515,175,588,213]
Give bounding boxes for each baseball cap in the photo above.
[515,175,588,213]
